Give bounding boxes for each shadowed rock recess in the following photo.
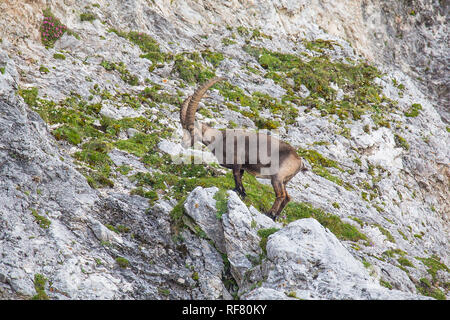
[0,0,448,300]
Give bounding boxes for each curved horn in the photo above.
[185,77,226,132]
[180,95,192,129]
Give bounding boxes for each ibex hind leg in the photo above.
[266,178,286,221]
[277,184,291,216]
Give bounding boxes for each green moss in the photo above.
[303,39,338,53]
[414,232,424,239]
[367,164,375,177]
[374,224,396,243]
[249,28,272,40]
[222,37,237,46]
[371,113,391,129]
[257,228,279,255]
[115,257,130,268]
[253,117,280,129]
[373,204,384,213]
[382,249,406,258]
[245,65,262,76]
[351,217,365,228]
[404,103,422,117]
[282,202,367,242]
[31,209,51,229]
[362,259,371,268]
[214,81,298,129]
[297,148,341,170]
[53,125,82,145]
[394,134,410,151]
[236,26,250,37]
[80,12,96,22]
[109,29,169,65]
[169,196,187,237]
[32,274,49,300]
[100,60,139,85]
[115,133,159,157]
[118,165,132,175]
[74,140,114,188]
[130,187,158,205]
[259,53,283,70]
[398,229,408,241]
[39,65,50,74]
[297,148,352,189]
[74,146,111,167]
[397,257,415,268]
[53,53,66,60]
[158,287,170,296]
[379,279,393,290]
[106,224,130,234]
[18,87,39,107]
[392,78,405,97]
[141,85,179,105]
[332,202,340,209]
[202,50,225,67]
[171,53,215,84]
[242,44,393,123]
[213,188,228,219]
[416,278,446,300]
[415,255,449,283]
[353,157,362,166]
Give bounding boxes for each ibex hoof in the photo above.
[265,211,277,221]
[233,188,247,199]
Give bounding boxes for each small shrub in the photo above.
[32,274,49,300]
[40,9,67,47]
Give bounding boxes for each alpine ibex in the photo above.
[180,77,306,220]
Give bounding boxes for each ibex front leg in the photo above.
[232,165,246,198]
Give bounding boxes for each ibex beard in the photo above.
[179,77,307,220]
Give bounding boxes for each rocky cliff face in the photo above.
[0,0,448,300]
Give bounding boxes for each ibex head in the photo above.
[180,76,226,147]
